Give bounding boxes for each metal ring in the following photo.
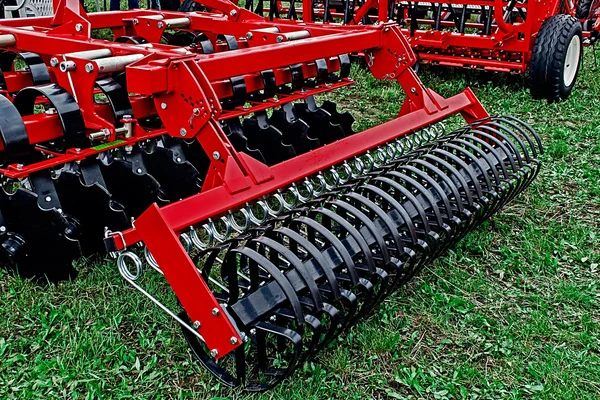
[322,169,340,191]
[143,246,159,269]
[180,232,193,253]
[353,156,365,175]
[394,139,406,157]
[373,148,386,167]
[337,162,353,184]
[117,251,143,281]
[190,224,214,250]
[311,174,327,197]
[265,192,285,216]
[229,208,251,233]
[363,153,375,172]
[211,217,232,242]
[292,179,314,203]
[282,187,299,210]
[248,201,269,225]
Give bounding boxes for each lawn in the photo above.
[0,16,599,400]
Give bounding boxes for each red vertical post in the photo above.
[133,204,242,359]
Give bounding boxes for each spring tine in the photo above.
[309,207,385,318]
[396,165,462,250]
[327,199,400,297]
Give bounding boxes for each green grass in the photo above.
[2,22,600,400]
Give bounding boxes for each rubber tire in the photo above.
[529,15,583,102]
[178,0,205,12]
[576,0,593,19]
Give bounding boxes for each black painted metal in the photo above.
[183,116,543,391]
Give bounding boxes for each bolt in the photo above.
[136,168,142,174]
[230,337,238,345]
[157,22,164,29]
[212,151,220,160]
[75,23,83,32]
[16,164,23,169]
[384,27,389,32]
[212,307,220,316]
[192,107,200,116]
[276,35,284,43]
[176,157,182,162]
[210,349,218,358]
[133,18,139,25]
[241,333,249,343]
[50,58,59,67]
[179,128,187,137]
[410,87,416,93]
[160,102,167,110]
[230,9,237,16]
[45,108,57,115]
[85,63,95,73]
[45,196,52,202]
[0,226,6,233]
[246,32,253,40]
[122,115,132,121]
[192,321,201,329]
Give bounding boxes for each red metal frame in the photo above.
[239,0,580,73]
[0,0,488,359]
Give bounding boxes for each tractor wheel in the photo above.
[576,0,593,19]
[529,15,583,102]
[178,0,206,12]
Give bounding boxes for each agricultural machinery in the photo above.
[0,0,542,391]
[229,0,593,102]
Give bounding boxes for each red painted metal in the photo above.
[0,0,489,360]
[238,0,586,73]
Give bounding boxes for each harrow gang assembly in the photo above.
[0,0,542,391]
[234,0,590,100]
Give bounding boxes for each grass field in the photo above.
[0,24,599,399]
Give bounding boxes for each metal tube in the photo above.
[282,30,310,41]
[253,27,280,33]
[0,34,16,47]
[165,17,191,28]
[65,49,112,60]
[95,54,145,73]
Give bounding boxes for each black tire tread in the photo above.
[178,0,206,12]
[529,15,582,102]
[576,0,593,19]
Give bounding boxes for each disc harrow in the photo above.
[0,0,542,392]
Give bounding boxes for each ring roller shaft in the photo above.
[181,116,543,391]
